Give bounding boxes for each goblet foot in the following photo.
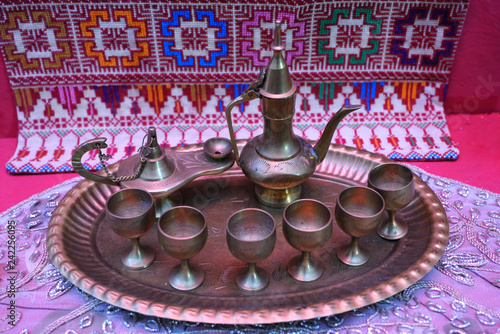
[169,261,204,291]
[236,264,269,292]
[336,240,369,266]
[121,243,155,270]
[377,212,408,240]
[287,253,323,282]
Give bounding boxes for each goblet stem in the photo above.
[301,251,311,266]
[132,237,140,255]
[179,259,190,280]
[288,251,323,282]
[236,262,269,292]
[121,237,155,270]
[247,262,258,278]
[349,237,362,258]
[377,210,408,240]
[337,237,369,266]
[169,259,205,291]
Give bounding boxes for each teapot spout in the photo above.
[314,105,362,164]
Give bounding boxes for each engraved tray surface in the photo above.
[47,142,449,324]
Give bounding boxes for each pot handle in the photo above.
[225,68,266,164]
[71,137,119,186]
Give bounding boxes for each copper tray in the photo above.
[47,142,448,324]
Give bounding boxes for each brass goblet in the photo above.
[226,209,276,292]
[283,199,332,282]
[158,206,207,291]
[335,186,385,266]
[368,163,415,240]
[106,188,155,270]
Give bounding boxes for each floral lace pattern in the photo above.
[1,166,499,333]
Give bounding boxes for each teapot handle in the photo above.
[225,95,245,164]
[225,68,266,164]
[71,137,119,186]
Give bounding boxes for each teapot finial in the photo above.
[274,20,282,47]
[142,126,161,159]
[260,20,294,98]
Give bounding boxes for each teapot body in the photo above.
[239,135,318,207]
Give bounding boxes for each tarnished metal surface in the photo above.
[368,163,416,240]
[47,142,449,325]
[335,187,386,266]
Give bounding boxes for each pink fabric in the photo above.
[444,0,500,114]
[0,138,76,211]
[0,1,498,330]
[1,161,500,332]
[412,113,500,191]
[0,56,17,138]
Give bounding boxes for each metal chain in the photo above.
[96,143,147,183]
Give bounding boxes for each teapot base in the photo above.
[152,190,183,218]
[255,184,302,208]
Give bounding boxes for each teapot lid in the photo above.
[118,127,174,183]
[260,21,296,98]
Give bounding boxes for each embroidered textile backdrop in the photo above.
[0,0,468,173]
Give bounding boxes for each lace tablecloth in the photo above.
[1,165,499,333]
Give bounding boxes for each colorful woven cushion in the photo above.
[0,0,468,173]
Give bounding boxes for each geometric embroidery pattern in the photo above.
[0,1,468,87]
[81,11,150,67]
[162,10,227,67]
[6,81,459,174]
[0,11,71,70]
[318,8,382,66]
[242,11,305,66]
[392,8,458,66]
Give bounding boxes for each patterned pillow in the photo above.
[0,0,468,173]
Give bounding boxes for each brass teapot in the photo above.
[225,21,361,208]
